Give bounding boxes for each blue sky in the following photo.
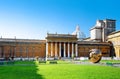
[0,0,120,39]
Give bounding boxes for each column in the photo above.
[118,48,119,58]
[46,42,48,61]
[3,46,5,57]
[75,43,78,57]
[1,47,3,57]
[51,42,53,57]
[2,47,4,57]
[119,49,120,58]
[9,46,12,57]
[72,43,74,57]
[20,47,23,59]
[55,42,57,57]
[26,47,28,58]
[68,43,70,58]
[59,42,61,57]
[0,47,1,57]
[14,47,16,57]
[64,42,66,57]
[32,47,34,58]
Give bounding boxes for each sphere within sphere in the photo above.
[89,49,102,63]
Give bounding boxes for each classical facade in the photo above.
[46,33,78,58]
[107,31,120,58]
[45,33,111,58]
[0,19,120,60]
[0,38,46,60]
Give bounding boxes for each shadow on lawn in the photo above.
[0,64,44,79]
[28,61,45,79]
[14,61,45,79]
[15,61,45,79]
[35,65,45,79]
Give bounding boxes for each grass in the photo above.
[74,59,120,63]
[0,60,120,79]
[100,60,120,63]
[0,61,43,79]
[37,60,120,79]
[14,60,35,65]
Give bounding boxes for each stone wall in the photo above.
[78,41,111,57]
[108,31,120,58]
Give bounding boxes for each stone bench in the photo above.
[49,61,57,64]
[6,61,14,65]
[0,61,4,65]
[106,62,113,66]
[39,61,46,64]
[0,61,14,65]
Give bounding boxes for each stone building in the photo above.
[90,19,116,42]
[0,38,46,60]
[78,41,111,57]
[0,19,119,60]
[45,33,111,59]
[107,31,120,58]
[46,33,78,58]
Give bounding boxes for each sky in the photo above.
[0,0,120,39]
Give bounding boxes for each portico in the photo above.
[46,33,78,58]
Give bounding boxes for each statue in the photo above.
[89,49,102,63]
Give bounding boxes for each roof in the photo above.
[105,19,116,21]
[108,30,120,35]
[0,38,46,43]
[46,33,77,38]
[77,41,111,45]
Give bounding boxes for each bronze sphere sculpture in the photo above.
[89,49,102,63]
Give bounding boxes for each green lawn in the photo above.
[0,60,120,79]
[100,60,120,63]
[0,61,43,79]
[37,60,120,79]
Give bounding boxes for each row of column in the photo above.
[0,46,15,58]
[0,46,37,58]
[46,42,78,58]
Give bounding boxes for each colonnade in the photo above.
[0,46,41,58]
[46,42,78,58]
[0,46,15,58]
